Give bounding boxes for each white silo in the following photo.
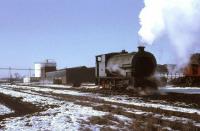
[35,59,56,78]
[35,63,43,77]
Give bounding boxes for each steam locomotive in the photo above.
[95,46,157,89]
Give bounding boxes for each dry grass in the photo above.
[87,114,122,126]
[83,113,127,131]
[89,104,199,130]
[130,115,200,131]
[88,115,110,125]
[93,104,124,115]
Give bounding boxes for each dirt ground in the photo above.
[0,85,200,130]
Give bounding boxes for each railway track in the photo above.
[26,85,200,109]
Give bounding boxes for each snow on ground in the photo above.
[3,84,199,129]
[0,87,56,106]
[1,84,200,129]
[37,84,72,88]
[0,104,14,115]
[81,83,100,89]
[3,85,200,116]
[2,85,90,97]
[125,108,200,127]
[99,95,200,115]
[39,83,98,89]
[159,86,200,94]
[2,103,106,130]
[0,86,132,130]
[81,85,99,89]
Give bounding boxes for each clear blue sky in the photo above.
[0,0,174,73]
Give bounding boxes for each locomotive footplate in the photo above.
[98,77,131,90]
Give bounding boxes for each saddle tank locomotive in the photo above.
[95,46,157,89]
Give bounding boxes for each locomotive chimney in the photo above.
[121,50,128,54]
[138,46,145,52]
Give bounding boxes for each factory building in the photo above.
[46,66,95,86]
[23,59,56,84]
[35,59,57,78]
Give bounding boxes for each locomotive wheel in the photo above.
[101,80,111,89]
[73,83,81,87]
[186,77,193,87]
[134,78,158,91]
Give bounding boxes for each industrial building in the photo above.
[23,59,57,84]
[35,59,57,78]
[23,60,95,86]
[46,66,95,86]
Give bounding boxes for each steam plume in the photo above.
[107,64,126,76]
[139,0,200,65]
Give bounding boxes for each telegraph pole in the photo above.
[29,68,32,77]
[9,67,12,84]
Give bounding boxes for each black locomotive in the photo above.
[95,46,157,89]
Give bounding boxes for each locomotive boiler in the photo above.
[95,46,157,89]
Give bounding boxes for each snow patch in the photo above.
[159,86,200,94]
[100,95,200,115]
[0,104,14,115]
[0,86,107,130]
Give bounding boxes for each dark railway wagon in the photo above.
[182,53,200,86]
[184,53,200,76]
[171,53,200,86]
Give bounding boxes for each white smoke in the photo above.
[139,0,200,66]
[106,64,126,76]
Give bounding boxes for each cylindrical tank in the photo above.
[132,46,157,78]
